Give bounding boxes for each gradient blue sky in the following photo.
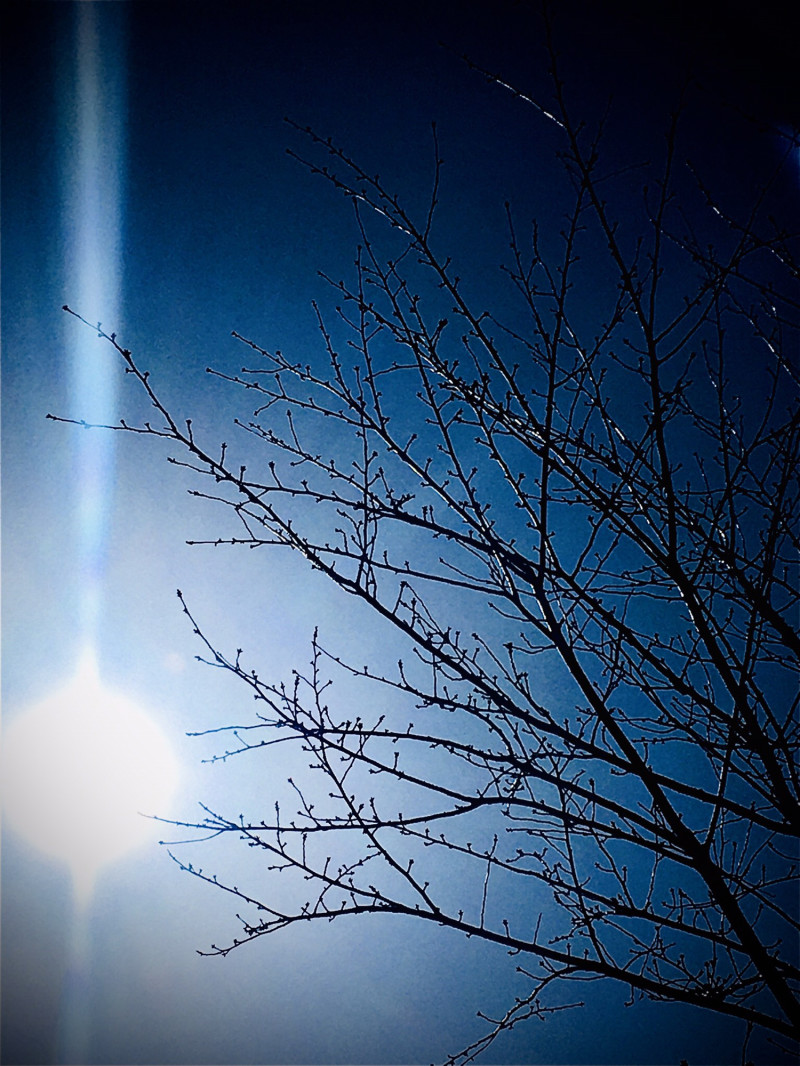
[2,3,797,1064]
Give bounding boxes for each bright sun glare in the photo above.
[2,649,179,905]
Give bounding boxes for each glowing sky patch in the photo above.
[2,648,180,908]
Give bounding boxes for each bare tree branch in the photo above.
[54,28,799,1063]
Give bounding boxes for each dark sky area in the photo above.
[2,2,797,1065]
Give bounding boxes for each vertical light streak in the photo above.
[63,2,127,648]
[54,8,128,1062]
[55,903,92,1066]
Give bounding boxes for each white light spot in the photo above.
[2,649,179,905]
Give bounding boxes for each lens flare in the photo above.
[2,649,180,908]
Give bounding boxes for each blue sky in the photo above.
[2,3,797,1064]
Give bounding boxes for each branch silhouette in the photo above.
[54,28,799,1065]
